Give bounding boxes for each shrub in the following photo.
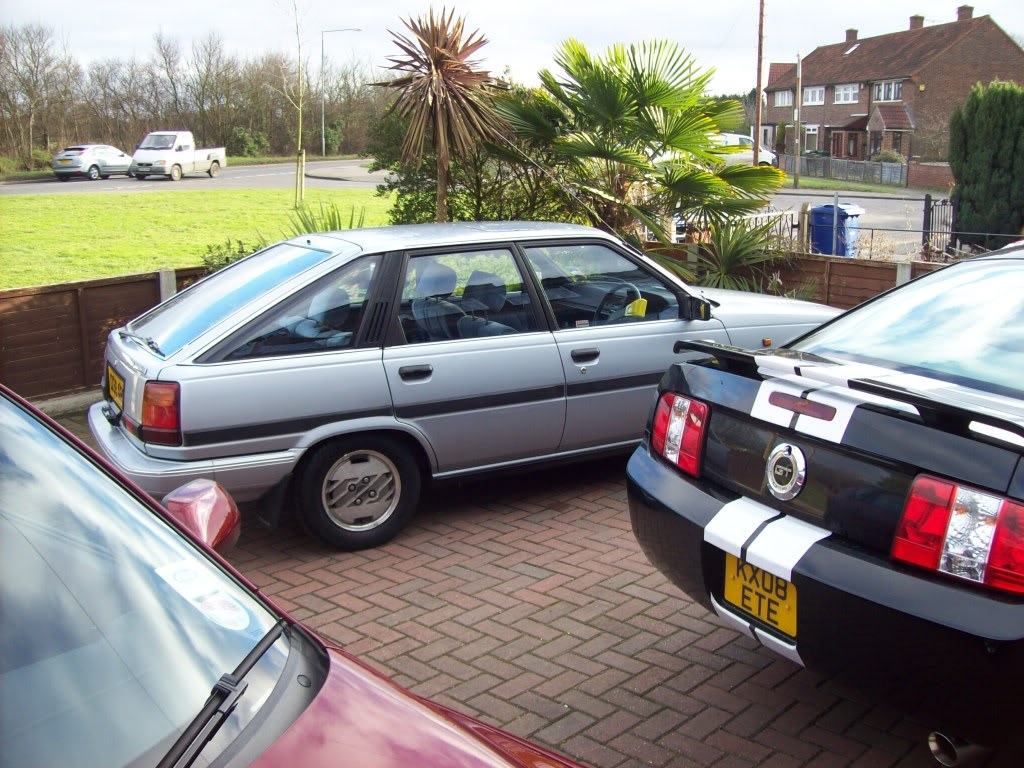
[226,127,270,158]
[0,156,18,174]
[201,238,266,273]
[870,149,906,164]
[29,149,53,170]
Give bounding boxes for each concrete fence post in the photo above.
[896,261,913,286]
[158,268,177,301]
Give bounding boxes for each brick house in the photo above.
[762,5,1024,161]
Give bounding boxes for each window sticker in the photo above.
[157,561,251,631]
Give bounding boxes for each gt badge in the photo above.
[766,443,806,501]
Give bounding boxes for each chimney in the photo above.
[909,15,924,30]
[845,29,858,43]
[957,5,974,21]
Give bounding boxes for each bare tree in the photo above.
[186,33,240,146]
[0,24,71,160]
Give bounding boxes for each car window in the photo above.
[791,257,1024,398]
[222,255,381,360]
[522,243,679,328]
[129,242,338,356]
[0,393,288,767]
[398,248,538,342]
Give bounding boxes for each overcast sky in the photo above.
[7,1,1024,95]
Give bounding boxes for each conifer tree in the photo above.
[949,81,1024,249]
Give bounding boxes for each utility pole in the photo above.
[794,52,802,189]
[753,0,764,166]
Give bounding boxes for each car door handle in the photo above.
[570,348,600,363]
[398,364,433,381]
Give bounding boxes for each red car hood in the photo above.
[251,646,582,768]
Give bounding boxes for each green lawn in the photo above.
[0,187,389,289]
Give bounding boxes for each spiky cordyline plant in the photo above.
[376,7,509,222]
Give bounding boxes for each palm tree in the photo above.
[496,39,785,244]
[376,7,509,223]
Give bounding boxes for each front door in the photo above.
[520,241,730,452]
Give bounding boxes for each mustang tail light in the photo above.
[651,393,708,478]
[892,474,1024,594]
[125,381,182,446]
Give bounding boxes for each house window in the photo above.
[870,131,883,155]
[804,124,819,151]
[834,84,859,104]
[774,90,793,107]
[803,86,825,105]
[892,133,903,155]
[872,80,903,102]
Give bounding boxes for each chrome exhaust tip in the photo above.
[927,732,990,766]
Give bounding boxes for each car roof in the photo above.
[294,221,617,254]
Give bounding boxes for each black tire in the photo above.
[170,164,183,181]
[57,176,69,182]
[207,161,220,178]
[86,165,100,181]
[298,435,421,550]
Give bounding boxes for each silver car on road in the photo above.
[89,222,840,550]
[52,143,133,181]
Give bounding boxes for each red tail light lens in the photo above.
[138,381,181,445]
[893,475,1024,594]
[651,393,708,477]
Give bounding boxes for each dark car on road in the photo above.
[0,384,592,768]
[626,243,1024,761]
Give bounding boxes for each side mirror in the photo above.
[681,295,713,321]
[162,478,241,553]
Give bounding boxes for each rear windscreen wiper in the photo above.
[156,618,288,768]
[119,330,164,356]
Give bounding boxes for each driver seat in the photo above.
[412,263,465,340]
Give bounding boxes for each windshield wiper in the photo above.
[119,330,163,355]
[156,619,288,768]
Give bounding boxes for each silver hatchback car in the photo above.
[52,143,133,181]
[89,222,839,550]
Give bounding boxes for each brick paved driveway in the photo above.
[52,400,1016,767]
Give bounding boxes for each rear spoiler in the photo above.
[673,339,1024,446]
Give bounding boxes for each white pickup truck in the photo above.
[130,131,226,181]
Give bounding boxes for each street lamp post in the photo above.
[321,27,361,157]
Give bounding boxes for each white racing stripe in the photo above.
[704,498,831,664]
[750,367,921,445]
[745,513,830,580]
[704,497,830,579]
[703,497,778,557]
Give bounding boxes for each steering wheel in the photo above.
[594,283,641,324]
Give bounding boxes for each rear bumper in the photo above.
[87,402,296,503]
[626,445,1024,743]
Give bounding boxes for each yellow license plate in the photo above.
[107,365,125,412]
[723,553,797,638]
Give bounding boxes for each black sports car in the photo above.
[627,243,1024,760]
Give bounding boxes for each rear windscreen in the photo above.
[129,242,336,356]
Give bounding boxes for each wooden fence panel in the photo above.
[0,288,85,395]
[825,260,898,309]
[0,259,949,401]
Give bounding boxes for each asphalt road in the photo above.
[0,158,386,195]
